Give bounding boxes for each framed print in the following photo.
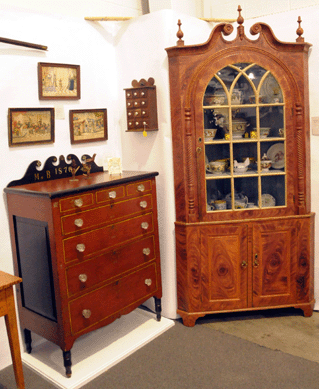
[69,109,108,144]
[8,108,55,147]
[38,62,80,100]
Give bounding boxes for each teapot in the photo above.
[225,192,248,209]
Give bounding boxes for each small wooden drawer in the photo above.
[126,180,152,196]
[132,90,140,98]
[96,186,125,204]
[127,120,135,129]
[61,194,153,235]
[69,263,158,334]
[63,213,154,263]
[66,236,156,296]
[59,193,94,213]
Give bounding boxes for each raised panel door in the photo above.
[252,220,297,307]
[201,224,248,311]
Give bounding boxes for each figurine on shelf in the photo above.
[70,159,80,181]
[81,153,96,178]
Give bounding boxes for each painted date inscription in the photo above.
[7,154,103,187]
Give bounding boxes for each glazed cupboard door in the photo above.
[202,63,288,218]
[200,224,248,312]
[252,220,297,307]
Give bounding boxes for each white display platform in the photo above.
[22,308,174,389]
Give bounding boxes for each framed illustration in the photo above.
[38,62,80,100]
[8,108,55,147]
[69,109,108,144]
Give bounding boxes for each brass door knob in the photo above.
[241,260,248,268]
[254,254,259,267]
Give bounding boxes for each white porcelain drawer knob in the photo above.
[78,274,88,283]
[109,191,117,199]
[141,222,149,230]
[74,198,83,208]
[137,184,145,192]
[76,243,86,253]
[145,279,152,286]
[143,248,151,256]
[74,218,84,227]
[140,200,147,209]
[82,309,91,319]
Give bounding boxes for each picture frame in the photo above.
[69,109,108,144]
[8,107,55,147]
[38,62,80,100]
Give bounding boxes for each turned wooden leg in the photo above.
[23,329,32,354]
[63,350,72,378]
[4,288,25,389]
[154,297,162,321]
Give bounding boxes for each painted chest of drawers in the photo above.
[4,169,162,377]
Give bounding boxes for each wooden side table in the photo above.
[0,271,25,389]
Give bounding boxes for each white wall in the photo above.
[0,5,122,371]
[203,0,319,20]
[114,9,213,318]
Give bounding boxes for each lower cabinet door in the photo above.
[252,219,297,307]
[201,224,249,312]
[69,262,158,335]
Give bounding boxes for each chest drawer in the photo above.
[126,180,152,196]
[59,193,94,213]
[63,213,154,263]
[96,185,125,204]
[61,194,153,235]
[69,262,158,335]
[66,235,156,296]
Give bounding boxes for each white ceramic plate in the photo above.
[261,194,276,207]
[267,143,285,169]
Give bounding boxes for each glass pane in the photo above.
[204,108,229,140]
[217,66,239,87]
[260,141,285,172]
[233,63,251,70]
[203,77,227,106]
[258,106,284,138]
[230,107,256,139]
[232,75,254,105]
[261,176,285,207]
[260,73,283,104]
[233,143,257,174]
[205,144,230,175]
[233,177,259,208]
[246,65,267,90]
[206,179,231,211]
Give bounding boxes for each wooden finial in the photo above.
[176,19,184,47]
[237,5,245,40]
[237,5,244,25]
[296,16,304,42]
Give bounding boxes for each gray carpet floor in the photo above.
[1,309,319,389]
